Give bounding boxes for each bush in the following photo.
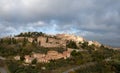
[66,41,78,49]
[32,59,37,64]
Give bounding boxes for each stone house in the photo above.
[88,41,94,46]
[14,56,20,60]
[46,51,63,60]
[88,41,101,47]
[24,55,34,63]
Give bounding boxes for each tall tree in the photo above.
[46,37,49,43]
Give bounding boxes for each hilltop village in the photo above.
[12,32,101,64]
[0,32,119,73]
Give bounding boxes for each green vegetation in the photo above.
[70,49,120,73]
[2,44,119,73]
[72,57,120,73]
[0,32,119,73]
[46,37,49,43]
[7,60,39,73]
[81,41,88,49]
[32,59,37,64]
[91,48,114,62]
[16,32,45,37]
[73,62,114,73]
[66,40,78,49]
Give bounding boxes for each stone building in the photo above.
[24,55,34,63]
[88,41,101,47]
[24,50,71,63]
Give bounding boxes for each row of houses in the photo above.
[88,41,101,47]
[14,50,71,63]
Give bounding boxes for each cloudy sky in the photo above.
[0,0,120,47]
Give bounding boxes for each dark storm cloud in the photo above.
[0,0,120,47]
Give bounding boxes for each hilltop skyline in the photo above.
[0,0,120,47]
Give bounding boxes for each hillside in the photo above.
[0,32,120,73]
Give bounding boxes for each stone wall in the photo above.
[37,36,66,48]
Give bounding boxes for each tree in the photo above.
[32,59,37,64]
[6,38,12,45]
[71,50,77,57]
[81,42,88,49]
[23,38,28,46]
[39,41,41,46]
[46,37,49,43]
[71,50,83,58]
[0,39,3,43]
[20,55,25,61]
[32,40,36,46]
[66,41,78,49]
[91,51,105,62]
[12,38,17,44]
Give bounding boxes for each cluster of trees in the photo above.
[72,58,120,73]
[0,46,33,57]
[91,47,114,62]
[0,38,17,45]
[0,46,18,57]
[66,40,78,49]
[80,41,88,49]
[71,50,83,58]
[16,32,45,37]
[73,62,114,73]
[7,60,39,73]
[112,61,120,73]
[70,50,84,65]
[6,58,73,73]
